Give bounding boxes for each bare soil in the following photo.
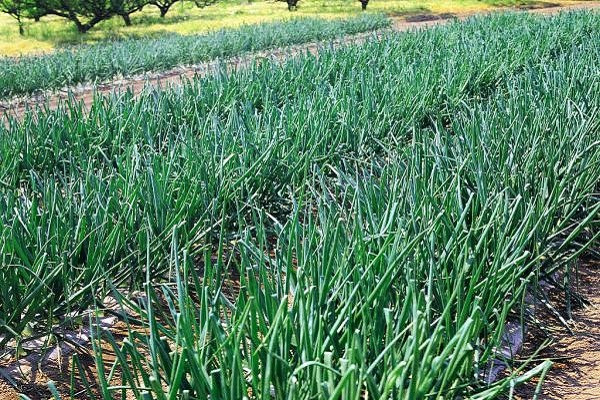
[517,262,600,400]
[0,321,137,400]
[542,268,600,399]
[0,380,19,400]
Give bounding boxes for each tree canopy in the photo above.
[1,0,221,34]
[1,0,372,35]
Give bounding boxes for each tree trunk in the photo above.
[121,13,132,26]
[160,6,168,17]
[361,0,368,10]
[18,20,24,36]
[67,12,88,33]
[73,15,104,33]
[74,20,87,33]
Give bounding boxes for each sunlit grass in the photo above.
[0,0,589,56]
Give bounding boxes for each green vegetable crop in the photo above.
[1,10,599,399]
[0,14,390,98]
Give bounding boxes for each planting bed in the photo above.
[1,9,600,400]
[0,14,390,99]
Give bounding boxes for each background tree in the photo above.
[278,0,298,11]
[27,2,47,21]
[193,0,216,9]
[0,0,219,34]
[149,0,178,17]
[359,0,368,10]
[114,0,148,25]
[0,0,31,34]
[149,0,218,19]
[34,0,117,33]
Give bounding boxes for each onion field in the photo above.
[0,14,390,99]
[1,10,600,400]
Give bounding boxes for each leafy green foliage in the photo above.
[150,0,180,17]
[0,0,34,34]
[1,10,600,399]
[36,0,117,32]
[0,13,390,98]
[0,0,218,33]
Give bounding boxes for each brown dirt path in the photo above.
[2,1,600,123]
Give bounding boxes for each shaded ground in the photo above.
[0,321,137,400]
[517,263,600,400]
[543,268,600,399]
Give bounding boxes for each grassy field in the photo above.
[0,0,588,56]
[1,10,599,399]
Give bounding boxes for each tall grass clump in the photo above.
[1,10,599,399]
[0,14,390,98]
